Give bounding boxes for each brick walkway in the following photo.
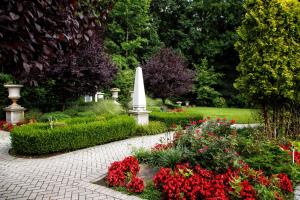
[0,130,172,200]
[0,130,299,200]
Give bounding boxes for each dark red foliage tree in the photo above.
[0,0,117,108]
[0,0,112,83]
[48,32,117,106]
[143,48,194,103]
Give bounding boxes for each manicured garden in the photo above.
[5,98,261,156]
[105,119,300,200]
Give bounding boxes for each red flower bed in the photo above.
[153,163,293,200]
[107,156,144,193]
[0,120,13,131]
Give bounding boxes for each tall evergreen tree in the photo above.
[235,0,300,137]
[105,0,160,70]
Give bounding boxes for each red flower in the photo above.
[276,173,293,193]
[239,180,256,199]
[107,156,144,193]
[230,119,236,124]
[258,175,270,186]
[0,120,13,131]
[126,176,144,193]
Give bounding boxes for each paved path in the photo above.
[0,130,299,200]
[0,130,172,200]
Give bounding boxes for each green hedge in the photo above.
[150,111,203,127]
[136,121,168,135]
[11,115,137,155]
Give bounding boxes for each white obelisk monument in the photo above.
[129,66,150,125]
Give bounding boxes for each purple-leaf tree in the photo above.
[0,0,117,108]
[143,48,194,103]
[48,32,117,106]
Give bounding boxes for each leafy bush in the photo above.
[150,111,203,127]
[134,148,183,169]
[11,115,137,155]
[39,112,71,122]
[136,121,167,135]
[236,129,300,184]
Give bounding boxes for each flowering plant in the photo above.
[0,120,13,131]
[106,156,144,193]
[153,163,293,200]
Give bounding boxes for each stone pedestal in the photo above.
[129,110,150,125]
[4,105,26,125]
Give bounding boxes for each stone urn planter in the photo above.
[110,88,120,104]
[176,101,182,106]
[3,84,26,125]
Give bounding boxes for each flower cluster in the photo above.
[0,120,13,131]
[276,173,293,193]
[154,164,230,200]
[153,163,293,200]
[151,143,173,151]
[107,156,144,193]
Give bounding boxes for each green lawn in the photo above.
[186,107,260,124]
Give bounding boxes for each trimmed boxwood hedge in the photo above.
[150,111,203,127]
[136,121,168,135]
[11,115,137,155]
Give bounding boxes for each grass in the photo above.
[114,182,161,200]
[185,107,260,124]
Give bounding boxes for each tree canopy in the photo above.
[143,48,194,103]
[105,0,160,70]
[235,0,300,136]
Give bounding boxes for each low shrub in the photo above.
[237,132,300,185]
[39,112,71,122]
[62,116,103,125]
[150,111,203,127]
[11,115,137,155]
[136,121,168,135]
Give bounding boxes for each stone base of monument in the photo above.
[129,110,150,125]
[4,105,26,125]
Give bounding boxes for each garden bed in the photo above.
[103,118,300,200]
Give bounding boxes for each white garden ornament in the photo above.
[3,84,26,125]
[110,88,120,104]
[129,66,150,125]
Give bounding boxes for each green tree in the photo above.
[151,0,244,106]
[112,69,135,108]
[105,0,160,70]
[194,58,223,106]
[235,0,300,137]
